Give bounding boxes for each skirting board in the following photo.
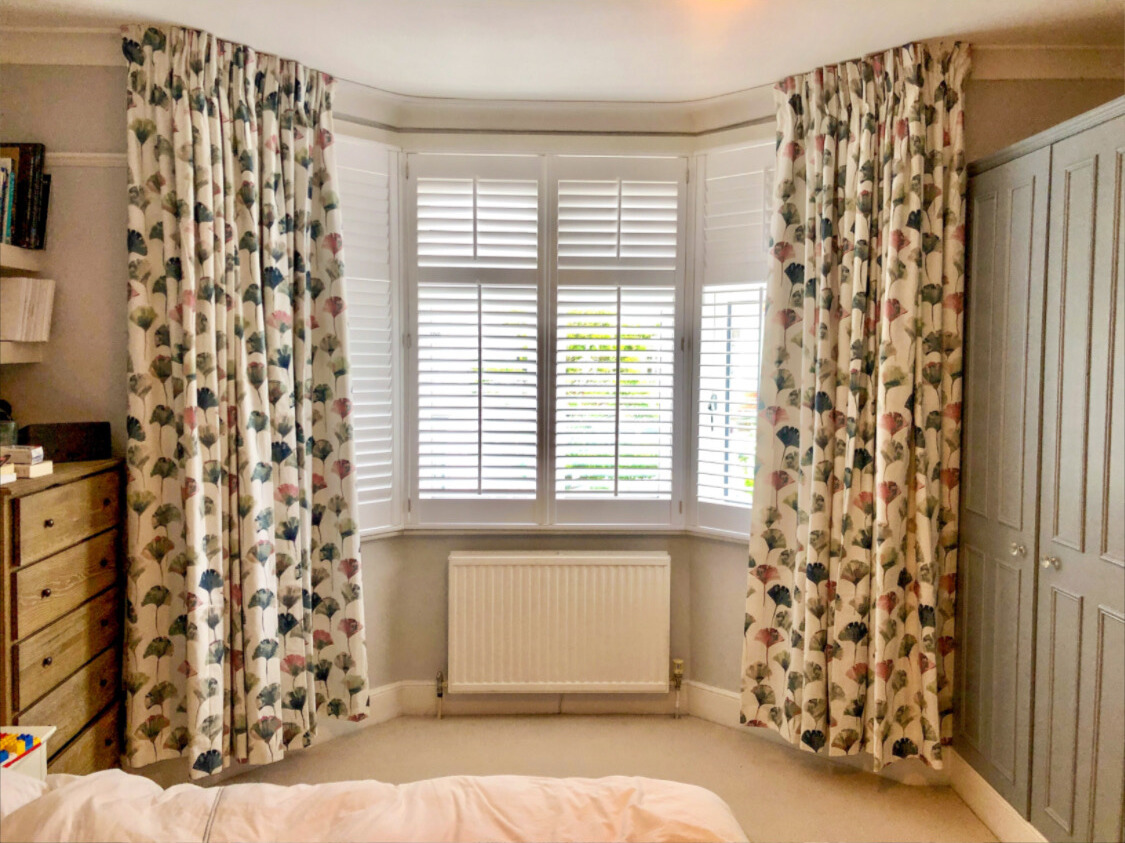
[363,679,1038,842]
[945,750,1048,843]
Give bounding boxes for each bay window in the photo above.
[342,140,773,537]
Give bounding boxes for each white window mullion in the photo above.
[540,154,557,526]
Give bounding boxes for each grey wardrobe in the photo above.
[959,97,1124,843]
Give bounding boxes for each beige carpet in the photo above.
[222,714,996,842]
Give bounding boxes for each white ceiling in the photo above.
[2,0,1122,101]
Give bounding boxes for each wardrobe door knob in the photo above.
[43,518,54,528]
[40,588,51,598]
[1041,556,1061,570]
[1009,542,1026,557]
[42,656,53,667]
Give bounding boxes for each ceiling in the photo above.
[2,0,1122,102]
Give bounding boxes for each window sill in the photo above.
[360,524,748,544]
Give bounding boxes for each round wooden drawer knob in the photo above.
[100,618,110,628]
[42,656,53,667]
[40,588,51,598]
[99,678,108,688]
[103,497,112,507]
[104,738,113,747]
[100,558,110,568]
[43,518,54,528]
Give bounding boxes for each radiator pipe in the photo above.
[671,658,684,719]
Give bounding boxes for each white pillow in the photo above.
[0,768,48,818]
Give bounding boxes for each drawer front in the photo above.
[16,470,120,564]
[19,647,119,750]
[14,529,119,639]
[16,588,120,709]
[47,703,121,776]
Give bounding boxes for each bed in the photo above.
[0,767,748,843]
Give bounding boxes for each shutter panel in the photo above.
[696,283,765,507]
[556,285,675,499]
[417,177,538,269]
[557,179,678,270]
[338,137,398,531]
[695,144,774,522]
[417,282,538,498]
[702,145,773,286]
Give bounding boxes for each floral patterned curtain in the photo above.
[741,43,968,769]
[123,25,368,777]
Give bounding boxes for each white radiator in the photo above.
[448,551,671,694]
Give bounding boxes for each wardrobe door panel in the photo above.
[1033,113,1125,843]
[957,146,1049,816]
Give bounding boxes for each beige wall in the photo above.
[0,64,128,454]
[964,78,1123,163]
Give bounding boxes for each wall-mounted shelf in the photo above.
[0,244,51,365]
[0,244,44,276]
[0,340,45,364]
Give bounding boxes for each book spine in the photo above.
[35,174,50,250]
[27,146,44,249]
[11,151,30,247]
[0,170,8,245]
[4,175,13,244]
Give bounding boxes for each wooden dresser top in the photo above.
[0,460,122,500]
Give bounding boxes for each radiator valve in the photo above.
[671,658,684,690]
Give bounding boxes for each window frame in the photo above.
[404,152,689,529]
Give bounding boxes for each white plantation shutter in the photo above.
[408,155,543,525]
[552,156,685,525]
[417,282,538,498]
[702,145,773,285]
[697,283,765,507]
[417,178,538,268]
[693,143,774,534]
[337,136,399,533]
[556,286,675,498]
[558,180,679,270]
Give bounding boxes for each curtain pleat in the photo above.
[740,42,968,769]
[123,24,369,778]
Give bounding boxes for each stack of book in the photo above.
[0,142,50,249]
[0,456,14,486]
[0,445,52,479]
[0,276,55,341]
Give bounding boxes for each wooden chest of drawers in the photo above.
[0,460,124,774]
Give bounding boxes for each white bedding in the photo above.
[0,768,747,843]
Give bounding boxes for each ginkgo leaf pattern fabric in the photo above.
[740,43,968,770]
[123,25,369,777]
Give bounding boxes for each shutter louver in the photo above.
[338,138,397,531]
[556,285,675,499]
[417,282,538,498]
[417,177,538,269]
[558,180,678,270]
